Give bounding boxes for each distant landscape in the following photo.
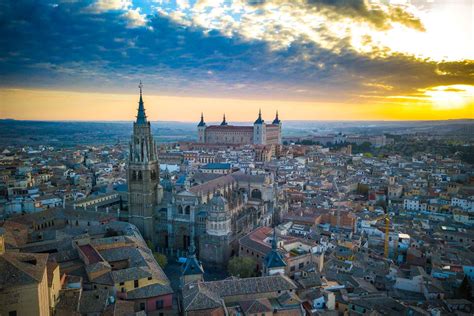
[1,119,472,146]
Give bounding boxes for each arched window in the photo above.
[178,205,183,214]
[185,205,191,215]
[137,171,142,180]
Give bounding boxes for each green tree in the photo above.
[153,252,168,269]
[457,276,472,299]
[146,240,155,251]
[146,240,168,268]
[228,256,257,278]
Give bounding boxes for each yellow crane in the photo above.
[373,213,390,259]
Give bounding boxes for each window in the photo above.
[119,282,124,286]
[299,262,304,269]
[156,300,164,309]
[148,277,152,280]
[9,311,17,316]
[140,302,145,311]
[134,280,139,288]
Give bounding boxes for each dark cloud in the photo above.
[0,0,471,103]
[251,0,425,31]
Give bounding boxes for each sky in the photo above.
[0,0,473,122]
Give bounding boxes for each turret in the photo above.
[220,114,228,126]
[272,111,281,125]
[253,109,266,145]
[272,110,282,144]
[206,192,231,236]
[197,113,206,143]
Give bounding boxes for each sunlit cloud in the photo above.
[160,0,472,61]
[0,0,472,121]
[423,85,474,110]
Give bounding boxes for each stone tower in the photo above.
[197,113,206,143]
[253,109,266,145]
[128,82,162,242]
[272,110,282,144]
[200,192,232,265]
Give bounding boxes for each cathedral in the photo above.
[128,84,280,266]
[197,110,282,145]
[155,171,278,266]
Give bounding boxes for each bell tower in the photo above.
[128,82,162,242]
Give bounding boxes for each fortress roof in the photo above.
[206,125,254,131]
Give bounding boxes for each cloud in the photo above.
[122,7,147,28]
[304,0,425,31]
[89,0,132,12]
[0,0,472,106]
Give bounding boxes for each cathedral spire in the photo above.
[263,228,286,275]
[136,81,147,124]
[181,223,204,285]
[271,227,278,250]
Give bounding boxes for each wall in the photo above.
[0,269,50,316]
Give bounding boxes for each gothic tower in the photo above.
[253,109,266,145]
[128,82,162,242]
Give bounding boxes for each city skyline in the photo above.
[1,0,473,121]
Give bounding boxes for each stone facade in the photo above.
[197,111,282,145]
[128,84,163,242]
[155,171,277,266]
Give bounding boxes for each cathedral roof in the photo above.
[210,192,227,207]
[182,238,204,277]
[182,253,204,276]
[206,125,253,131]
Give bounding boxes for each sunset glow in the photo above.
[0,0,473,121]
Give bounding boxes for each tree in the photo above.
[146,240,155,251]
[153,252,168,269]
[457,276,472,299]
[146,240,168,268]
[228,256,257,278]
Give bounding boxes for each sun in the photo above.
[424,85,474,111]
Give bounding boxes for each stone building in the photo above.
[197,110,282,145]
[0,227,60,316]
[155,171,278,266]
[127,82,163,242]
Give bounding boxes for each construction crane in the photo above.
[332,178,341,231]
[373,212,390,259]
